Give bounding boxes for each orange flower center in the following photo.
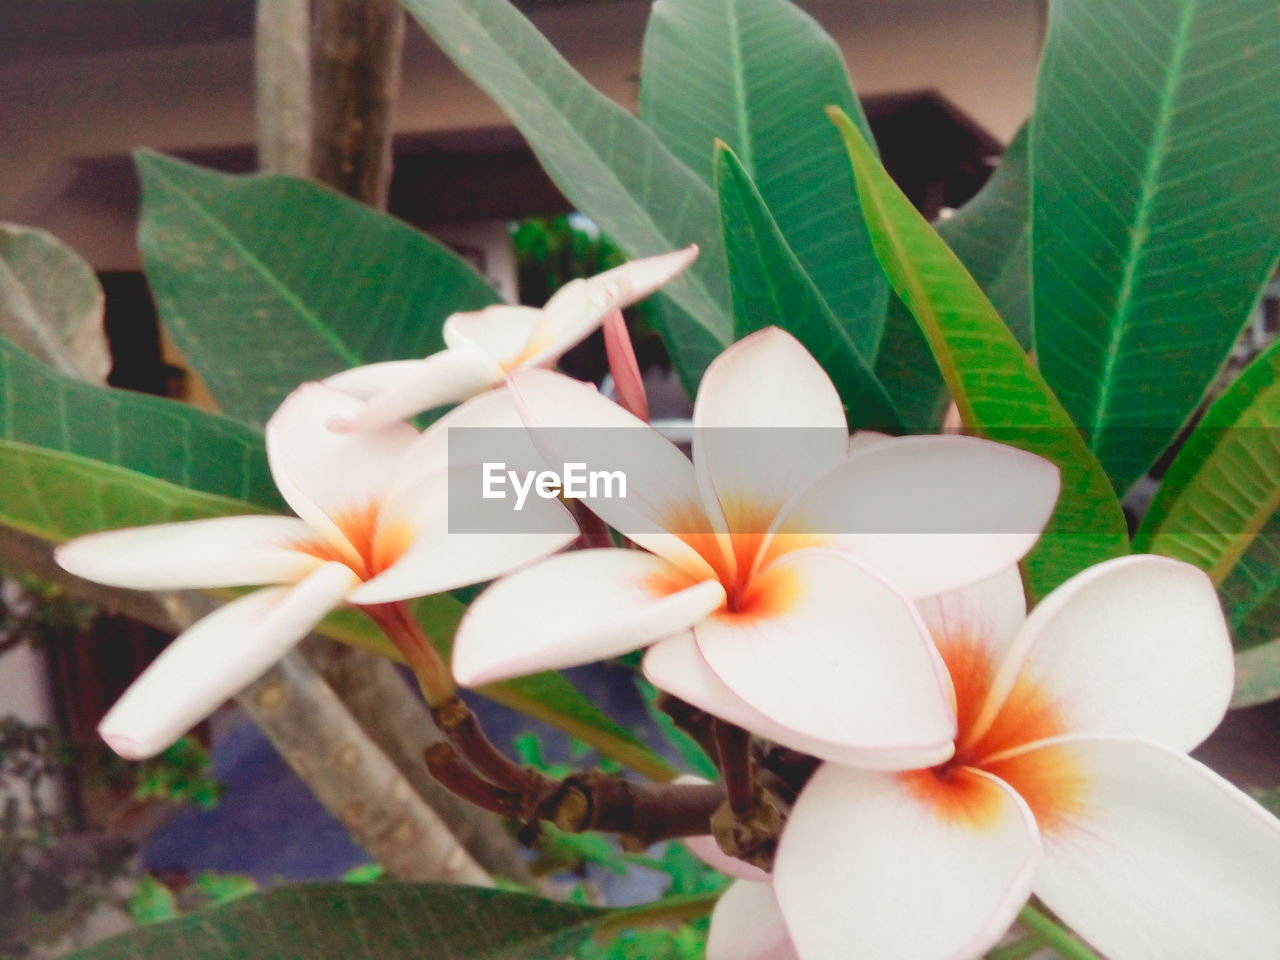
[291,502,414,583]
[904,635,1086,836]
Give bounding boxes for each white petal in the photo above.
[443,305,542,366]
[772,435,1060,598]
[265,382,420,559]
[324,359,434,399]
[523,246,699,367]
[56,515,318,589]
[97,562,357,759]
[347,464,578,604]
[646,632,952,770]
[508,367,729,579]
[1029,736,1280,960]
[387,386,544,505]
[694,549,956,768]
[775,763,1040,960]
[994,555,1233,753]
[325,349,502,432]
[692,328,847,548]
[918,565,1027,661]
[707,881,800,960]
[451,549,724,686]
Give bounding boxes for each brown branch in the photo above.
[430,697,543,794]
[310,0,404,208]
[423,743,522,817]
[656,693,722,763]
[715,721,755,817]
[534,773,726,849]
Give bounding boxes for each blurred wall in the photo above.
[0,0,1043,272]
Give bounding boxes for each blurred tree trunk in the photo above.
[311,0,404,208]
[245,0,528,882]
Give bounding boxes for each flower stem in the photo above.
[1016,903,1100,960]
[984,935,1043,960]
[360,601,456,706]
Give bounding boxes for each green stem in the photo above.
[985,934,1044,960]
[1016,903,1100,959]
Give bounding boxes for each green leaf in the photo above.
[1218,516,1280,653]
[1133,337,1280,584]
[0,222,111,381]
[137,152,500,427]
[127,876,180,927]
[715,142,902,430]
[876,126,1031,431]
[400,0,732,392]
[67,883,607,960]
[830,108,1129,598]
[640,0,887,357]
[938,125,1031,350]
[0,331,283,542]
[1032,0,1280,493]
[194,872,260,907]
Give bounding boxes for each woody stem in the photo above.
[716,720,755,817]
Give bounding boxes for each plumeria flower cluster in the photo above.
[57,245,1280,960]
[706,558,1280,960]
[55,247,696,758]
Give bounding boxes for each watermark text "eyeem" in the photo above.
[482,462,627,511]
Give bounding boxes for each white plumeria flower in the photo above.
[323,245,699,432]
[713,556,1280,960]
[452,327,1060,768]
[55,383,576,760]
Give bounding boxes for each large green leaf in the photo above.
[0,222,111,381]
[1032,0,1280,494]
[715,143,901,431]
[830,109,1129,598]
[400,0,731,392]
[937,125,1031,350]
[639,0,886,357]
[877,127,1032,431]
[67,883,606,960]
[0,441,262,546]
[0,331,281,514]
[137,152,501,427]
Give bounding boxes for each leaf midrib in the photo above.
[1089,0,1196,441]
[725,0,755,177]
[144,159,360,370]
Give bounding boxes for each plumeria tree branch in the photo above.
[310,0,404,207]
